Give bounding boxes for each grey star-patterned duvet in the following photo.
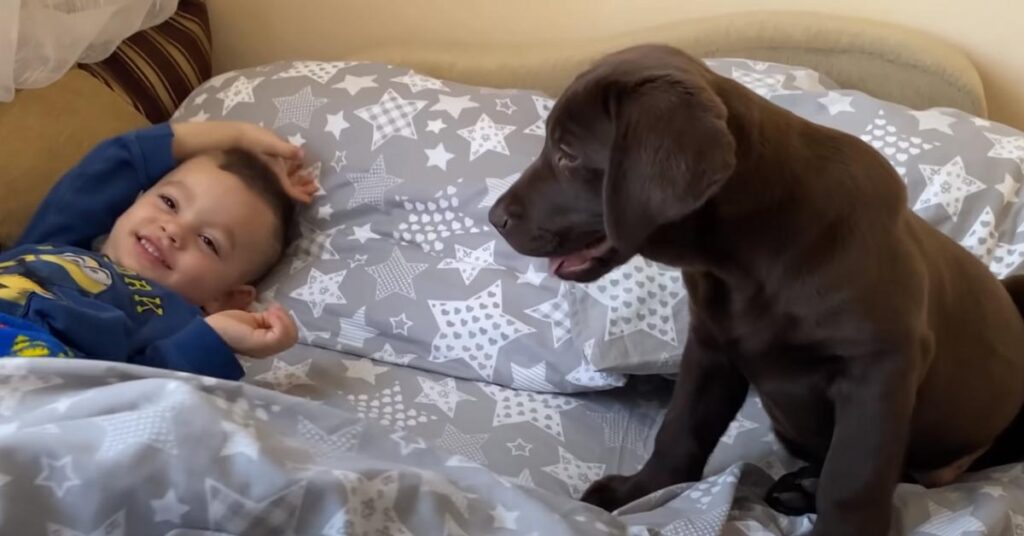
[2,345,1024,536]
[4,55,1023,535]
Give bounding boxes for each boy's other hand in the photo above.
[205,303,299,358]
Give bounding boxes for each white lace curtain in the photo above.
[0,0,179,101]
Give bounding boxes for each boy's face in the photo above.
[102,154,281,312]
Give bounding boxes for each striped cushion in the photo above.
[78,0,211,123]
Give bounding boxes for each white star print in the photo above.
[915,501,985,535]
[479,383,579,440]
[205,479,306,535]
[457,113,517,160]
[1009,511,1024,536]
[996,174,1020,205]
[582,257,685,344]
[36,456,80,497]
[365,247,430,299]
[47,510,126,536]
[346,155,404,209]
[437,241,503,284]
[479,172,519,207]
[355,88,428,149]
[790,69,826,91]
[349,254,368,267]
[415,469,475,518]
[524,95,554,136]
[980,485,1007,498]
[272,86,328,128]
[818,91,855,115]
[289,268,347,317]
[428,281,535,381]
[151,489,190,523]
[524,283,572,348]
[289,223,342,274]
[991,242,1024,278]
[986,132,1024,173]
[415,376,475,417]
[426,118,447,133]
[444,514,470,536]
[343,357,389,384]
[0,370,62,415]
[425,142,456,170]
[371,343,417,365]
[720,415,760,444]
[566,355,627,388]
[292,311,331,345]
[349,223,380,244]
[495,98,517,113]
[216,75,262,114]
[220,420,260,459]
[392,70,448,92]
[273,61,348,84]
[287,132,306,147]
[325,471,413,536]
[338,306,380,350]
[541,447,606,496]
[391,431,427,455]
[390,314,413,335]
[436,424,489,465]
[333,74,378,95]
[910,109,957,135]
[517,263,546,286]
[491,505,519,530]
[960,207,999,264]
[507,438,533,455]
[510,362,557,392]
[330,150,347,172]
[915,156,986,221]
[730,68,798,98]
[324,110,350,139]
[973,117,994,127]
[194,93,208,105]
[317,204,334,220]
[431,94,480,119]
[345,383,436,429]
[297,417,363,461]
[187,109,211,122]
[253,359,314,391]
[95,391,182,457]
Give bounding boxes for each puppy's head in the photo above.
[489,44,736,282]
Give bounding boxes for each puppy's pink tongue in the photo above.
[548,252,592,275]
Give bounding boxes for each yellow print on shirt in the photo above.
[0,252,113,301]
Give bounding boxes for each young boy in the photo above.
[0,121,318,380]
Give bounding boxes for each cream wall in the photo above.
[210,0,1022,128]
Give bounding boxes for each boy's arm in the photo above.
[16,123,177,249]
[131,317,245,380]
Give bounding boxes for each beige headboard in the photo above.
[209,6,986,117]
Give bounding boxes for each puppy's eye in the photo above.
[557,145,580,166]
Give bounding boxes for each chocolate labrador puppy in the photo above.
[489,44,1024,535]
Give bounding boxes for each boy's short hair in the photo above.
[217,148,296,281]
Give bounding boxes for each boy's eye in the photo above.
[200,235,219,256]
[159,195,177,211]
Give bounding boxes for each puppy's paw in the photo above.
[580,474,639,512]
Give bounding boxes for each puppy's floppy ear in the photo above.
[603,72,736,254]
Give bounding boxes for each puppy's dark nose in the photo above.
[489,198,524,232]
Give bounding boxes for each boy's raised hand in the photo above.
[205,303,299,359]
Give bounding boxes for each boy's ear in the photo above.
[203,285,257,314]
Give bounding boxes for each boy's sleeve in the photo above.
[131,318,245,380]
[16,123,178,249]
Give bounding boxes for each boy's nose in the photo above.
[160,223,181,247]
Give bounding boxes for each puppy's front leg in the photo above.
[581,334,748,511]
[812,353,916,536]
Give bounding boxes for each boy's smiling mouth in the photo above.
[135,233,172,270]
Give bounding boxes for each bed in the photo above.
[3,8,1024,536]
